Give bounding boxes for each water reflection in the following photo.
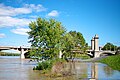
[91,62,98,79]
[0,56,120,80]
[103,66,114,77]
[65,62,88,79]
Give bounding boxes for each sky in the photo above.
[0,0,120,48]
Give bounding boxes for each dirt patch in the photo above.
[51,62,73,77]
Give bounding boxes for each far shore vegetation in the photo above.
[0,52,20,56]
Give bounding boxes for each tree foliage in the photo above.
[28,17,88,59]
[28,18,66,59]
[102,43,117,51]
[69,31,88,53]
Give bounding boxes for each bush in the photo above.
[33,60,52,70]
[33,58,65,70]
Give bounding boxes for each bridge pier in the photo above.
[20,47,28,59]
[20,48,25,59]
[94,51,100,58]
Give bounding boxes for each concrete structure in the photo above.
[91,37,94,50]
[0,34,116,58]
[94,34,99,51]
[0,46,30,59]
[88,34,116,58]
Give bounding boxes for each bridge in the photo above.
[0,34,117,59]
[87,50,116,58]
[87,35,116,58]
[0,46,30,59]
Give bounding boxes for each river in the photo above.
[0,56,120,80]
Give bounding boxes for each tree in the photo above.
[69,31,88,54]
[28,18,88,60]
[62,33,75,58]
[102,43,117,51]
[28,18,66,59]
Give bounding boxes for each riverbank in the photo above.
[98,55,120,71]
[71,55,120,71]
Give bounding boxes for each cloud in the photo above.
[11,28,30,36]
[0,33,6,38]
[24,4,46,12]
[47,10,59,17]
[0,3,46,16]
[0,16,32,28]
[0,4,31,16]
[0,3,46,28]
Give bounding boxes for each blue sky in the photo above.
[0,0,120,48]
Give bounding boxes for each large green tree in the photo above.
[28,18,66,59]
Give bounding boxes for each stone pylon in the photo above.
[94,34,99,51]
[90,34,99,58]
[91,37,94,50]
[94,34,99,58]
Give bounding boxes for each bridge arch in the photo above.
[98,51,115,57]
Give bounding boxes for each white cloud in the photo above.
[47,10,59,17]
[0,16,32,28]
[0,33,6,38]
[24,4,46,12]
[0,3,46,28]
[0,3,46,16]
[11,28,30,36]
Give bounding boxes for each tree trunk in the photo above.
[59,50,62,58]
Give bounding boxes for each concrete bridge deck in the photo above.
[0,46,30,59]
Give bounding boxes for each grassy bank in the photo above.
[0,52,20,56]
[75,54,90,59]
[98,55,120,71]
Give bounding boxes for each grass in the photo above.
[98,55,120,71]
[75,54,90,59]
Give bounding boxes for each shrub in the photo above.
[33,58,65,70]
[33,60,52,70]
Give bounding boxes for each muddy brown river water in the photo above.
[0,56,120,80]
